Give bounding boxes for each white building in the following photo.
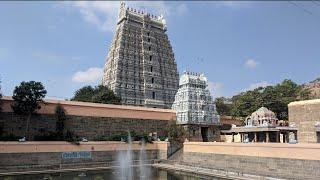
[172,71,220,142]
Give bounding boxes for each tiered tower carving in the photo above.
[103,2,179,108]
[172,71,220,125]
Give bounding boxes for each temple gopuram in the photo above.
[172,71,220,142]
[102,2,179,108]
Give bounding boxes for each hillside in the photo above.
[304,78,320,99]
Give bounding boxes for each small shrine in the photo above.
[221,107,297,143]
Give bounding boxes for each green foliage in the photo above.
[11,81,47,139]
[0,79,3,113]
[158,136,167,141]
[11,81,47,115]
[0,134,22,141]
[221,79,311,120]
[71,85,121,105]
[93,131,153,143]
[65,130,81,145]
[34,131,58,141]
[166,121,186,144]
[55,104,66,140]
[215,97,232,115]
[71,86,95,102]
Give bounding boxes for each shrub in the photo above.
[0,134,22,141]
[55,104,66,140]
[65,130,81,145]
[93,131,153,143]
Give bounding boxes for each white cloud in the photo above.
[208,82,223,98]
[245,59,258,69]
[71,1,119,32]
[245,81,271,91]
[62,1,186,32]
[72,67,103,83]
[208,1,252,9]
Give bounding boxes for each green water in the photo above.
[0,168,225,180]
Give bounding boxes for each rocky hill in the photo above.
[305,78,320,99]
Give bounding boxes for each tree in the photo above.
[11,81,47,139]
[166,121,186,144]
[55,104,66,140]
[91,85,122,104]
[215,97,232,116]
[0,80,2,113]
[71,86,95,102]
[228,79,311,120]
[71,85,121,105]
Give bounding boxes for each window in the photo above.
[148,38,150,42]
[150,66,153,72]
[147,32,150,36]
[152,77,154,84]
[152,92,156,99]
[149,55,152,61]
[149,46,151,51]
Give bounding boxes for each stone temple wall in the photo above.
[182,124,220,142]
[288,99,320,143]
[0,97,175,140]
[0,141,168,173]
[0,113,171,140]
[181,142,320,179]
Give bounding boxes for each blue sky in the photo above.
[0,1,320,99]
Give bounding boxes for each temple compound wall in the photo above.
[0,97,176,140]
[181,142,320,179]
[0,141,168,173]
[289,99,320,143]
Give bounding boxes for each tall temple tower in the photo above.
[103,2,179,109]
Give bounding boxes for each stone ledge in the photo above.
[0,141,168,153]
[288,99,320,106]
[184,142,320,160]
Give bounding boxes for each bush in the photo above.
[158,136,167,141]
[93,131,153,143]
[65,130,81,145]
[34,131,58,141]
[55,104,66,140]
[0,134,22,141]
[166,121,186,144]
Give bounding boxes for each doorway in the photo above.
[201,127,209,142]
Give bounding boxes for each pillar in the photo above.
[254,133,257,142]
[280,133,284,143]
[232,133,234,142]
[276,132,280,143]
[266,132,269,143]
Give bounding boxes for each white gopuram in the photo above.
[172,71,220,141]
